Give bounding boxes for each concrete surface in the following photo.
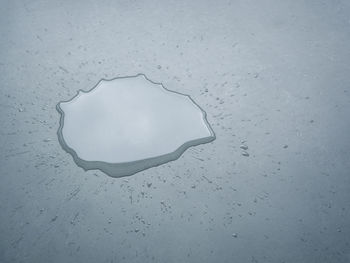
[0,0,350,262]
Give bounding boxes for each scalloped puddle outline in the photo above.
[56,74,216,178]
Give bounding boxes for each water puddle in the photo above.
[57,74,215,177]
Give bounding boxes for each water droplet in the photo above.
[242,151,249,157]
[57,74,215,177]
[240,145,248,150]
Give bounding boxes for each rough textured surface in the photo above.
[1,0,350,262]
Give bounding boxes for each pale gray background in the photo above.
[0,0,350,262]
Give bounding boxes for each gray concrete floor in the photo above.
[0,0,350,262]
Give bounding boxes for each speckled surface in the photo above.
[0,0,350,262]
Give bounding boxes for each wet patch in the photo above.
[57,74,215,177]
